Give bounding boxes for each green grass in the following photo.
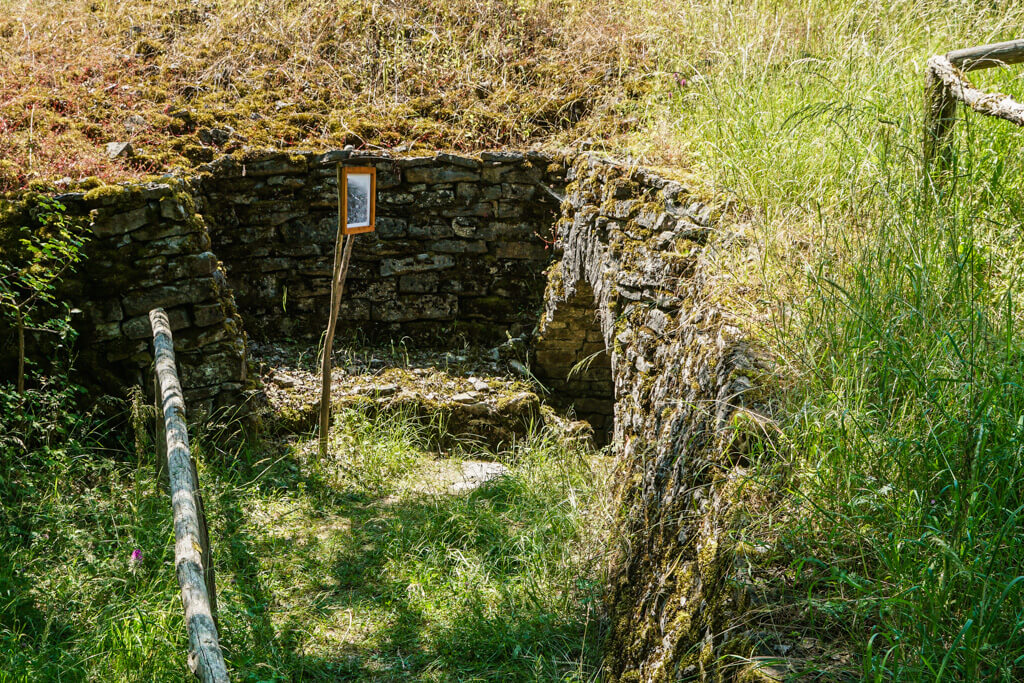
[0,385,610,681]
[629,0,1024,678]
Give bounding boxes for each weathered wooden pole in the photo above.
[947,39,1024,72]
[319,164,356,458]
[923,57,958,179]
[150,308,229,683]
[924,41,1024,182]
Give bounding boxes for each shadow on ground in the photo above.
[207,442,603,682]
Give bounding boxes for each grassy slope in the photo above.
[0,393,610,682]
[628,0,1024,678]
[0,0,647,191]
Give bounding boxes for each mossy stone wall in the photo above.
[0,182,247,416]
[540,154,772,681]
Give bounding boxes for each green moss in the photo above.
[82,183,142,206]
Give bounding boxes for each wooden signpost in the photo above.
[319,165,377,458]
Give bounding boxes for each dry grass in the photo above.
[0,0,650,190]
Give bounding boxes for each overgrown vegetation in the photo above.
[631,0,1024,677]
[0,197,86,392]
[5,0,1024,679]
[0,0,648,190]
[0,393,610,681]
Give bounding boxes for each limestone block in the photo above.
[436,153,482,168]
[482,164,541,184]
[407,222,453,238]
[242,154,307,177]
[399,273,439,294]
[441,202,494,218]
[122,280,215,317]
[358,279,398,302]
[180,350,244,387]
[82,299,124,323]
[122,307,191,339]
[373,294,457,322]
[380,254,455,277]
[428,239,487,254]
[336,298,371,321]
[376,216,407,238]
[457,183,499,201]
[131,220,194,242]
[494,242,549,261]
[418,188,457,207]
[92,206,150,236]
[159,198,189,221]
[190,300,226,328]
[93,321,122,341]
[405,166,480,184]
[481,151,524,162]
[136,233,204,257]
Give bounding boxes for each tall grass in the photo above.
[633,0,1024,676]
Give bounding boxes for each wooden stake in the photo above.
[923,58,958,179]
[319,165,356,459]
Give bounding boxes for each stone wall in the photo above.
[538,154,773,681]
[195,150,567,343]
[1,149,567,414]
[0,182,247,415]
[533,278,614,444]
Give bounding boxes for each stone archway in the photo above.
[533,277,615,444]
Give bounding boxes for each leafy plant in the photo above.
[0,197,87,393]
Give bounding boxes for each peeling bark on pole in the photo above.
[929,55,1024,126]
[924,52,1024,181]
[923,58,959,176]
[319,164,355,459]
[150,308,229,683]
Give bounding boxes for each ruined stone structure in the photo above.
[194,150,566,342]
[544,156,771,681]
[0,148,770,681]
[1,182,247,414]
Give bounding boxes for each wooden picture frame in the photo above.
[341,166,376,235]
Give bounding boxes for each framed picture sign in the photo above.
[341,166,376,234]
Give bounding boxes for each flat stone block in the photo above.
[380,254,455,277]
[494,242,549,260]
[373,294,457,322]
[92,206,150,236]
[405,166,480,184]
[399,273,440,294]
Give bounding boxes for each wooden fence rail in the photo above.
[151,308,230,683]
[924,39,1024,175]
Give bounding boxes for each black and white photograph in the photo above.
[345,172,372,229]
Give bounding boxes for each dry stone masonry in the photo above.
[0,147,772,681]
[543,155,773,681]
[195,150,566,342]
[1,182,246,415]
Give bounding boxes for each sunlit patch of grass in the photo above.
[217,409,611,681]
